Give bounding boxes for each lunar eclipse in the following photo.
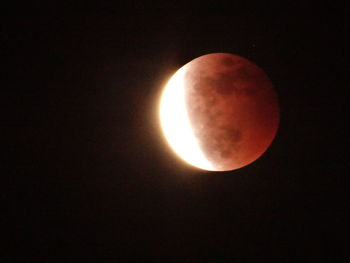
[159,53,280,171]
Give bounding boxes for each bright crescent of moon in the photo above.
[159,65,216,171]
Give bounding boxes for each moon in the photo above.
[159,53,280,171]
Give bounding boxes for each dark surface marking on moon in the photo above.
[190,66,260,98]
[221,56,236,67]
[185,68,245,168]
[183,53,279,170]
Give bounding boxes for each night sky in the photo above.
[4,3,347,262]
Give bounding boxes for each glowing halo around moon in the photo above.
[159,53,280,172]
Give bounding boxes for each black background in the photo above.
[3,2,348,262]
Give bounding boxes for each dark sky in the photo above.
[4,3,347,262]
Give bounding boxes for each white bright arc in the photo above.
[159,66,215,171]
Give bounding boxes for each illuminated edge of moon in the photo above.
[159,66,216,171]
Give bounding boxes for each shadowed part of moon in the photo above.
[183,53,280,171]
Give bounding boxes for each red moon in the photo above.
[160,53,280,171]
